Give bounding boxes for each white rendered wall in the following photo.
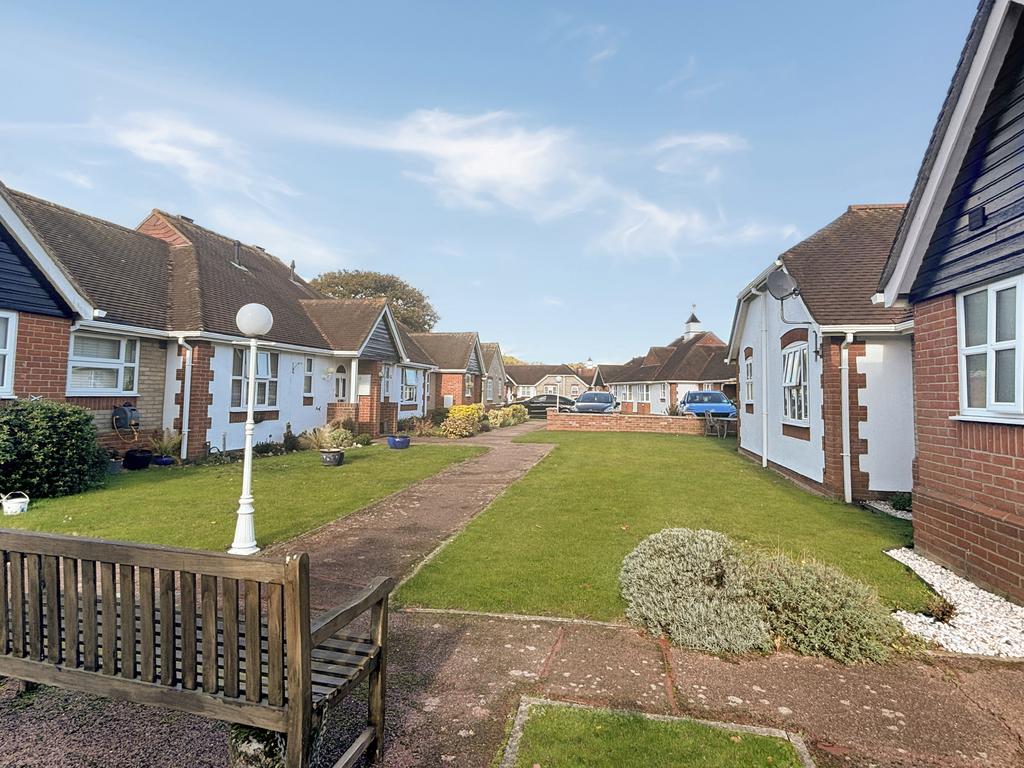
[857,337,915,492]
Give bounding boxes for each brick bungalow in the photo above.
[0,184,443,457]
[505,364,589,401]
[408,332,485,409]
[727,205,915,503]
[480,342,509,408]
[604,314,736,414]
[877,0,1024,601]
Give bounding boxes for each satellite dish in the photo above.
[766,270,799,301]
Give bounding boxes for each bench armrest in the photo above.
[310,576,395,646]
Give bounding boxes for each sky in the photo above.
[1,1,976,363]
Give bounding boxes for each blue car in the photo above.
[677,390,736,417]
[572,391,619,414]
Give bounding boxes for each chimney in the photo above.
[232,240,243,269]
[683,305,702,340]
[289,260,296,281]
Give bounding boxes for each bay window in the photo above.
[231,348,278,408]
[0,311,16,396]
[67,333,138,395]
[402,368,417,402]
[959,276,1023,416]
[781,342,808,424]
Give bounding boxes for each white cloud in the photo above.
[658,55,697,92]
[52,170,95,189]
[542,296,565,307]
[108,112,296,204]
[651,132,748,175]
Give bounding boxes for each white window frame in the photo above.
[638,384,651,403]
[231,348,279,410]
[486,378,495,401]
[0,310,16,397]
[66,332,139,396]
[303,357,314,396]
[401,368,417,402]
[744,357,755,403]
[544,384,556,395]
[958,275,1024,418]
[464,373,474,399]
[781,342,809,425]
[381,363,394,401]
[570,384,580,397]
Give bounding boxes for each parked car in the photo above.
[677,390,737,417]
[572,391,619,414]
[520,394,576,418]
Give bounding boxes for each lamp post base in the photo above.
[229,497,260,556]
[228,543,261,556]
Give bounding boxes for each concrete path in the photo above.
[270,420,551,611]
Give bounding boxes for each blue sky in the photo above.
[1,1,974,363]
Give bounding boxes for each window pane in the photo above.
[124,339,138,364]
[73,335,120,360]
[965,353,987,408]
[268,381,278,406]
[995,349,1016,403]
[996,287,1017,342]
[70,366,117,389]
[269,353,278,377]
[122,366,135,392]
[0,317,8,350]
[257,381,268,404]
[305,357,313,373]
[963,291,988,347]
[233,349,244,376]
[0,352,6,387]
[232,379,242,407]
[256,352,270,379]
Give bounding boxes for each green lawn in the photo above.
[399,432,930,618]
[7,444,483,551]
[506,705,802,768]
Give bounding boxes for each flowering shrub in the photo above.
[439,406,480,438]
[620,528,903,662]
[507,404,528,424]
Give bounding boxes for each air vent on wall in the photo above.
[968,206,987,231]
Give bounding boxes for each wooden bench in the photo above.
[0,529,393,768]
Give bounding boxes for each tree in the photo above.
[502,354,530,365]
[310,270,440,332]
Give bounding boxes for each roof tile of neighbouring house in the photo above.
[504,363,581,386]
[300,298,389,352]
[879,0,995,291]
[781,205,911,325]
[396,323,436,366]
[141,212,330,348]
[605,332,733,383]
[409,331,479,370]
[480,342,501,369]
[2,186,173,329]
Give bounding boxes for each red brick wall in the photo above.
[13,312,69,399]
[819,338,876,501]
[912,294,1024,602]
[547,411,704,435]
[437,372,480,407]
[179,342,213,460]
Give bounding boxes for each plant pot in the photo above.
[387,435,411,449]
[153,455,175,467]
[123,449,154,471]
[319,449,345,466]
[107,458,124,475]
[1,492,29,516]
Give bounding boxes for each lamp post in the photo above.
[229,302,274,555]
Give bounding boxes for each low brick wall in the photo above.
[546,410,703,435]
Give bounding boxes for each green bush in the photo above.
[397,417,418,433]
[620,528,903,663]
[0,399,108,499]
[439,410,478,439]
[507,404,528,424]
[890,492,912,512]
[619,528,772,655]
[282,423,302,452]
[353,433,372,446]
[427,407,449,426]
[748,553,902,663]
[252,440,284,456]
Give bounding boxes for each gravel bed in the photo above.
[863,500,912,521]
[887,548,1024,658]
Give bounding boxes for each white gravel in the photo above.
[863,500,912,521]
[887,548,1024,658]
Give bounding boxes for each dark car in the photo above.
[571,391,619,414]
[676,390,737,417]
[520,394,576,418]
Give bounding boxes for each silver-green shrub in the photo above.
[747,552,902,663]
[619,529,772,655]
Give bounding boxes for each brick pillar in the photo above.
[174,341,214,460]
[327,402,359,427]
[357,361,382,436]
[820,338,872,501]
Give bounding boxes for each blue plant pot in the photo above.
[153,455,176,467]
[387,435,411,449]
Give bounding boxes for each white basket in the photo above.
[2,491,29,516]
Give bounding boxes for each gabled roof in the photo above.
[605,332,732,383]
[2,186,170,329]
[409,331,481,371]
[480,342,501,368]
[396,323,435,366]
[879,0,1013,302]
[301,298,389,353]
[504,363,581,386]
[780,205,911,326]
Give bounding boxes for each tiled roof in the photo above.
[396,323,435,366]
[301,298,388,352]
[2,186,173,329]
[781,205,911,325]
[605,332,732,383]
[504,363,580,386]
[409,331,479,370]
[480,342,501,368]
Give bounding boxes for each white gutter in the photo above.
[177,337,194,461]
[819,321,914,335]
[757,289,769,469]
[840,333,854,504]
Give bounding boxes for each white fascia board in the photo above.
[882,0,1018,305]
[172,329,348,356]
[436,368,469,374]
[357,304,409,362]
[818,321,914,336]
[0,191,95,318]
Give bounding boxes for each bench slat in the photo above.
[223,578,239,698]
[244,580,261,704]
[100,562,116,675]
[62,558,79,667]
[26,555,43,662]
[0,552,8,655]
[181,572,197,690]
[201,574,218,694]
[267,582,284,708]
[159,570,176,686]
[119,564,136,679]
[81,560,97,671]
[138,567,155,682]
[43,555,60,664]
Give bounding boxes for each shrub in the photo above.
[747,552,902,663]
[439,405,481,439]
[427,407,449,426]
[353,433,372,446]
[507,404,528,424]
[149,429,182,459]
[890,492,912,512]
[340,418,357,433]
[252,440,284,456]
[300,426,353,451]
[619,529,772,655]
[0,399,108,499]
[282,423,302,452]
[924,594,956,624]
[397,417,418,432]
[620,528,904,663]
